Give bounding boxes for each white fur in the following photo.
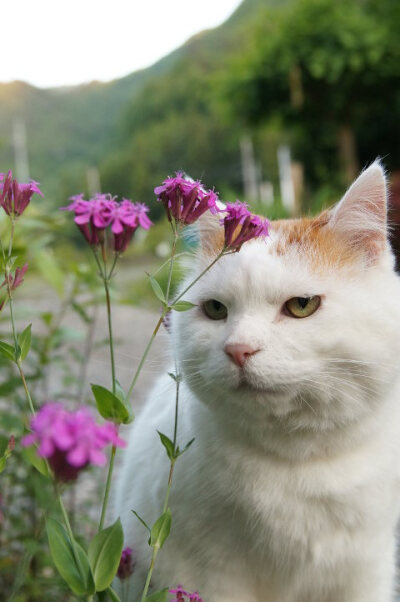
[115,165,400,601]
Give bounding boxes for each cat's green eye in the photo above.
[202,299,228,320]
[284,296,321,319]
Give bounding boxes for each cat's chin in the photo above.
[236,377,293,399]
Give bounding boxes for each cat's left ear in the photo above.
[329,161,388,262]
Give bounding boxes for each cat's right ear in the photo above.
[196,210,225,256]
[328,161,388,263]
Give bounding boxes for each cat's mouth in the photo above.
[237,375,290,397]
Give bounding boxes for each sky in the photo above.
[1,0,243,89]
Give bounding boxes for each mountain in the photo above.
[0,0,269,205]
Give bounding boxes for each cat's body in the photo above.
[115,163,400,601]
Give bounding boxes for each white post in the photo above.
[12,119,29,182]
[240,135,259,201]
[277,144,296,215]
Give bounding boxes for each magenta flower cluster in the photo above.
[62,193,152,252]
[117,546,136,580]
[155,172,269,251]
[22,402,126,482]
[155,172,218,225]
[222,201,269,251]
[169,585,203,602]
[0,170,43,217]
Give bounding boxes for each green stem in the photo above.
[58,491,82,575]
[8,218,15,258]
[173,248,226,305]
[98,444,116,532]
[140,551,157,602]
[126,231,179,402]
[108,253,119,280]
[103,277,116,394]
[7,284,19,350]
[16,359,35,415]
[165,231,178,304]
[141,368,180,601]
[126,316,164,401]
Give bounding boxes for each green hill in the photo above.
[0,0,269,207]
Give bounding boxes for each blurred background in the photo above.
[1,0,400,598]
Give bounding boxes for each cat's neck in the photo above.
[201,381,400,463]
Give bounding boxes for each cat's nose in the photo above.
[224,343,260,368]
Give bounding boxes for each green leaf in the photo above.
[157,431,175,460]
[149,275,166,304]
[150,509,172,549]
[107,586,123,602]
[170,300,197,312]
[22,445,50,477]
[114,379,126,402]
[91,384,134,425]
[131,510,151,535]
[71,301,93,324]
[145,588,169,601]
[46,518,95,595]
[0,340,15,361]
[18,324,32,360]
[176,438,195,458]
[88,518,123,592]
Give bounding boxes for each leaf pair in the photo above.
[47,517,124,597]
[92,382,134,425]
[149,275,196,312]
[132,508,172,550]
[158,431,195,461]
[0,324,31,363]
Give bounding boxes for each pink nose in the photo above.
[224,343,260,368]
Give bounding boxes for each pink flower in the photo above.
[61,193,116,246]
[169,586,203,602]
[0,263,28,292]
[21,402,126,482]
[222,201,269,251]
[111,200,152,253]
[0,170,43,217]
[117,546,136,580]
[61,194,152,251]
[155,172,218,225]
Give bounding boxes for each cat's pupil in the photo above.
[298,297,309,309]
[214,301,222,311]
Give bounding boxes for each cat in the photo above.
[115,161,400,602]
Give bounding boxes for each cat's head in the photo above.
[172,162,400,441]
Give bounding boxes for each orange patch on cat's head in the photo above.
[270,212,360,271]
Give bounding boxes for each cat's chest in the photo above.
[211,437,398,563]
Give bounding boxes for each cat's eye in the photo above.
[284,296,321,319]
[202,299,228,320]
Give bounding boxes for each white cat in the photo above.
[115,162,400,602]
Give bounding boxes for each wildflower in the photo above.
[0,170,43,217]
[111,200,152,253]
[61,194,152,251]
[155,172,218,225]
[169,586,203,602]
[0,264,28,310]
[117,546,136,580]
[21,402,126,482]
[222,201,269,252]
[0,264,28,292]
[61,193,116,246]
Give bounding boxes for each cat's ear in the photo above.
[196,209,225,256]
[328,161,388,262]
